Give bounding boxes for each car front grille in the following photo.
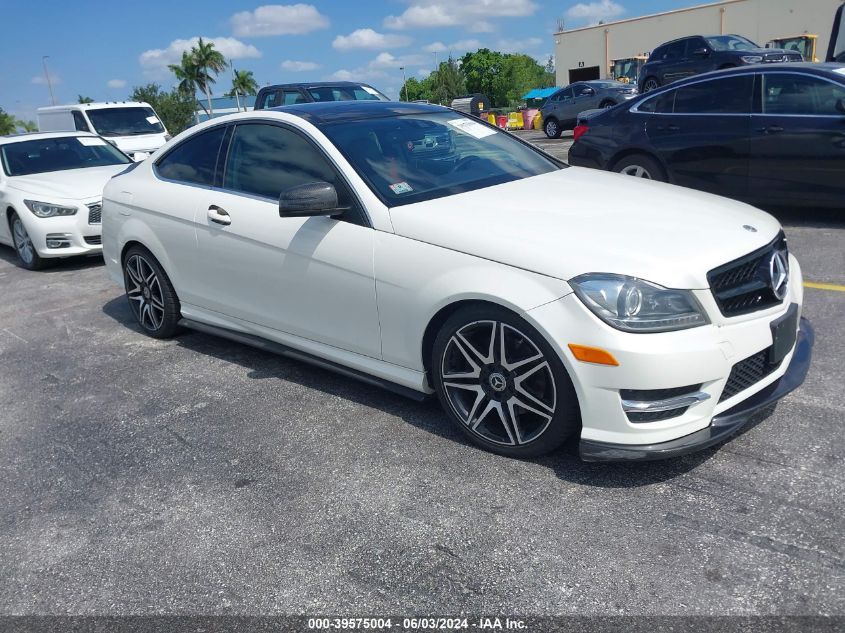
[87,202,102,225]
[719,348,781,402]
[84,235,102,245]
[708,233,788,317]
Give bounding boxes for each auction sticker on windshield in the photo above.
[447,118,496,139]
[77,137,107,146]
[389,181,413,194]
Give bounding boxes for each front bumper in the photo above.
[579,317,814,462]
[22,199,103,258]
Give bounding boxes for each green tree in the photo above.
[78,95,94,104]
[399,76,434,102]
[460,49,505,103]
[130,83,196,135]
[169,51,205,122]
[191,37,227,117]
[17,119,37,132]
[226,69,259,111]
[499,54,549,107]
[0,108,18,135]
[461,49,553,107]
[429,56,466,105]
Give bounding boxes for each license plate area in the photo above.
[770,303,799,365]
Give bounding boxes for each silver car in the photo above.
[540,80,638,139]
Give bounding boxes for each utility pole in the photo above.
[42,56,56,105]
[400,66,408,102]
[230,60,241,112]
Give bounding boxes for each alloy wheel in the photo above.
[619,165,652,179]
[440,320,557,446]
[545,120,558,138]
[643,79,659,92]
[125,254,165,331]
[12,218,34,265]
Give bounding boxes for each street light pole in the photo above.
[400,66,407,102]
[42,56,56,105]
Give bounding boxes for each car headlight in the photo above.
[24,200,78,218]
[570,273,709,333]
[741,55,763,63]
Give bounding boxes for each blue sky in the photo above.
[2,0,696,120]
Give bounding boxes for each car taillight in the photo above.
[573,125,589,141]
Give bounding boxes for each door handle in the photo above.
[757,126,784,134]
[207,205,231,226]
[656,124,681,132]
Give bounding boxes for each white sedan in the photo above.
[101,102,813,461]
[0,132,132,269]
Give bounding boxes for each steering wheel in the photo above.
[452,155,483,173]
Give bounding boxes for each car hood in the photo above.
[388,168,782,289]
[7,165,128,200]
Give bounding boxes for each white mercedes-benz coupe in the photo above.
[101,102,813,461]
[0,132,132,269]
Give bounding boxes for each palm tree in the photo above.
[191,38,227,118]
[169,51,205,123]
[17,119,37,132]
[226,69,259,111]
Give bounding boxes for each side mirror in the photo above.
[279,181,345,218]
[582,88,596,96]
[692,48,710,57]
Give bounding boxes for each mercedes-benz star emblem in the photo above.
[769,250,789,300]
[489,373,507,392]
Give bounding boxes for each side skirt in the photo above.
[178,318,430,402]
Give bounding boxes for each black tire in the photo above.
[122,245,181,339]
[599,99,616,109]
[642,77,660,92]
[543,117,562,139]
[9,212,46,271]
[431,305,580,458]
[612,153,667,182]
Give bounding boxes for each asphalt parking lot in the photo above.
[0,150,843,619]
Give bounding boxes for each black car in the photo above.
[254,81,389,109]
[638,34,803,93]
[569,64,845,208]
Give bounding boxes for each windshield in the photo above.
[1,136,130,176]
[705,35,759,51]
[307,85,389,102]
[86,107,166,137]
[322,111,562,207]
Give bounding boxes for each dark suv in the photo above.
[638,34,803,92]
[254,82,389,109]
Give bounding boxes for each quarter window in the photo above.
[637,90,675,114]
[156,125,226,186]
[72,111,90,132]
[673,76,753,114]
[222,123,348,204]
[762,73,845,115]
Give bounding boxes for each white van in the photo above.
[37,102,170,161]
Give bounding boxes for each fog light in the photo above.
[46,233,71,249]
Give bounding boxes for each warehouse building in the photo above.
[554,0,843,85]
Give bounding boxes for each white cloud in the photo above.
[107,79,127,89]
[332,28,411,51]
[496,37,542,53]
[565,0,624,26]
[139,36,261,71]
[368,51,428,70]
[327,69,356,81]
[230,4,329,37]
[281,60,320,71]
[423,39,481,53]
[385,0,537,30]
[32,73,60,85]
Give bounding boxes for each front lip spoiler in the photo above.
[579,317,815,463]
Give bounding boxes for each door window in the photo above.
[72,111,90,132]
[559,87,574,101]
[762,73,845,115]
[222,123,351,204]
[663,40,687,60]
[673,75,753,114]
[573,84,594,97]
[155,125,226,186]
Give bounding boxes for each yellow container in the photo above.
[533,111,543,130]
[507,112,524,130]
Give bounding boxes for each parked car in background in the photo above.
[253,82,389,110]
[569,64,845,208]
[540,80,638,138]
[102,101,812,462]
[638,35,803,92]
[37,102,170,161]
[0,132,131,269]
